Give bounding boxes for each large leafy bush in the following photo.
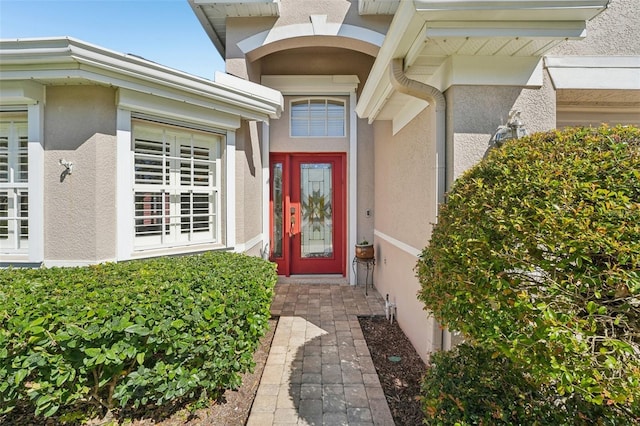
[421,343,630,425]
[417,126,640,416]
[0,252,276,420]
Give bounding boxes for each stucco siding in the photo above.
[237,120,265,252]
[372,237,440,363]
[372,112,439,363]
[373,110,437,251]
[549,0,640,56]
[44,85,117,263]
[356,116,374,245]
[446,70,556,183]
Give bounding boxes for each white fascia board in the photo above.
[545,56,640,90]
[118,88,240,130]
[424,20,587,39]
[0,37,282,120]
[214,71,283,118]
[356,0,424,120]
[261,75,359,94]
[2,66,276,123]
[0,80,44,105]
[413,1,608,21]
[188,0,226,56]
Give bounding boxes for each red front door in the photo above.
[270,153,346,276]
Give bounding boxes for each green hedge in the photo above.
[0,252,277,420]
[422,343,633,425]
[417,125,640,416]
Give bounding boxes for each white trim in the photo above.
[237,23,385,55]
[27,101,44,263]
[288,97,347,138]
[115,109,134,261]
[356,0,424,120]
[374,230,422,258]
[235,233,264,253]
[545,56,640,90]
[117,88,240,131]
[423,20,587,39]
[393,98,429,135]
[437,56,543,89]
[261,75,360,95]
[413,0,608,21]
[348,90,358,285]
[0,81,43,105]
[262,121,271,259]
[225,130,236,249]
[0,37,282,121]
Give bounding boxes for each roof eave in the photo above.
[0,37,283,121]
[356,0,610,122]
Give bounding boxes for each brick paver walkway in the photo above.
[247,283,395,426]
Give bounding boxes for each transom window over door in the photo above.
[132,121,221,250]
[290,98,346,137]
[0,112,28,253]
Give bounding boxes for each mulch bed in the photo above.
[359,315,427,426]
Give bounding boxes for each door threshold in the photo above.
[277,275,349,285]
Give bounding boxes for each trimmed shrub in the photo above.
[0,251,277,420]
[417,125,640,416]
[421,343,633,425]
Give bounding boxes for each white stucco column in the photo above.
[115,108,133,261]
[349,89,358,285]
[27,101,44,263]
[226,130,236,250]
[262,121,270,259]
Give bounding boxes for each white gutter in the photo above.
[389,57,449,350]
[389,57,448,350]
[389,58,446,205]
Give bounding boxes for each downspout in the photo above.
[389,58,449,350]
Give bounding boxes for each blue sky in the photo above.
[0,0,225,79]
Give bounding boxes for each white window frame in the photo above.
[290,97,346,138]
[131,119,222,251]
[0,111,29,254]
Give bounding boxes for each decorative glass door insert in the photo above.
[300,163,333,258]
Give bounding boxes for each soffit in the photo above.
[188,0,280,56]
[358,0,609,122]
[358,0,399,15]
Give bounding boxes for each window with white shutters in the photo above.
[132,121,221,249]
[290,98,346,137]
[0,112,28,253]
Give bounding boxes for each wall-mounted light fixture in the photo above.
[59,159,73,174]
[490,110,528,146]
[59,159,73,182]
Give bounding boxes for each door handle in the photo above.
[289,207,296,237]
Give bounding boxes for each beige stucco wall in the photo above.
[372,112,439,362]
[44,85,117,263]
[235,120,265,256]
[446,70,557,182]
[549,0,640,56]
